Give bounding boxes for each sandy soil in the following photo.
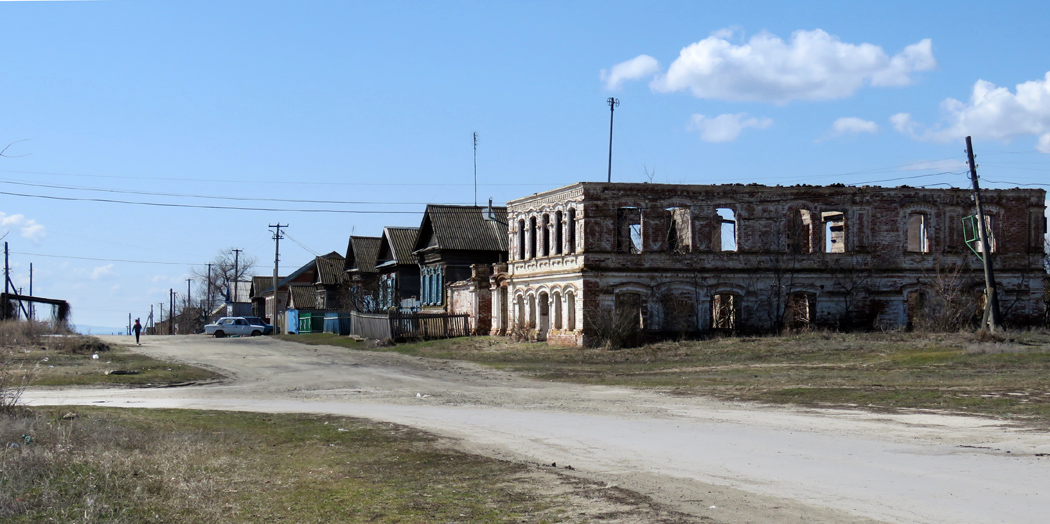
[23,335,1050,523]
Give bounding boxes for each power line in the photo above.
[11,251,199,266]
[0,178,467,206]
[0,169,545,187]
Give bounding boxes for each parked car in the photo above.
[242,316,274,335]
[205,317,265,338]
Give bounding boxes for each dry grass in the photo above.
[291,330,1050,428]
[0,321,221,391]
[0,407,690,523]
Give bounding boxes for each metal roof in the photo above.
[315,252,347,285]
[381,226,419,265]
[344,236,382,273]
[288,285,318,309]
[412,205,508,253]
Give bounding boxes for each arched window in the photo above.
[529,216,538,259]
[567,208,576,253]
[552,291,562,330]
[566,292,576,331]
[517,219,526,260]
[554,211,563,255]
[541,214,550,257]
[907,212,930,253]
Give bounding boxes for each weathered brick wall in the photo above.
[503,182,1047,345]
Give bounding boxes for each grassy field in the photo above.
[286,330,1050,428]
[0,407,682,523]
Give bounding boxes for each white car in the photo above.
[205,317,265,338]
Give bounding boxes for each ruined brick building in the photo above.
[495,182,1047,346]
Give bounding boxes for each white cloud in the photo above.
[91,264,114,280]
[891,72,1050,152]
[0,212,46,242]
[832,117,879,136]
[688,113,772,143]
[648,29,935,104]
[601,55,661,90]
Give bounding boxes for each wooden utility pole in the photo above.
[966,136,1002,332]
[169,288,175,335]
[269,224,287,334]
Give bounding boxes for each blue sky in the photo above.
[2,1,1048,330]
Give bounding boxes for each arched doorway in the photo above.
[537,291,549,341]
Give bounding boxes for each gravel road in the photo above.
[23,335,1050,523]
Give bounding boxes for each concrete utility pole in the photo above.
[28,262,33,320]
[607,97,620,183]
[966,136,1002,332]
[232,248,242,302]
[269,224,287,333]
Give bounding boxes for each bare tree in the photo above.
[192,249,257,316]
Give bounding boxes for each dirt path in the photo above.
[24,335,1050,524]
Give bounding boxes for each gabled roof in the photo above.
[412,204,508,253]
[344,236,382,273]
[377,226,419,266]
[315,252,347,285]
[251,275,285,298]
[230,281,252,302]
[288,285,318,309]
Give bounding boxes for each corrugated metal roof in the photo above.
[315,252,346,285]
[345,236,382,273]
[251,275,285,297]
[288,285,317,309]
[413,205,508,253]
[384,226,419,265]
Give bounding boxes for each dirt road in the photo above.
[24,335,1050,523]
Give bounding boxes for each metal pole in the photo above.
[966,136,1001,332]
[607,97,619,183]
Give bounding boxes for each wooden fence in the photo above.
[349,311,469,341]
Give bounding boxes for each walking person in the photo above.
[133,318,142,345]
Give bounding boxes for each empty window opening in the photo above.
[661,293,695,333]
[529,216,538,259]
[907,212,930,253]
[553,292,562,330]
[618,207,643,254]
[615,293,644,331]
[906,290,925,330]
[517,219,526,260]
[711,294,737,330]
[567,208,577,253]
[527,295,537,329]
[787,209,814,254]
[962,214,998,255]
[554,211,563,255]
[515,295,525,328]
[822,211,846,253]
[714,208,737,252]
[666,207,692,254]
[541,214,551,257]
[785,293,814,330]
[566,292,576,331]
[537,292,549,341]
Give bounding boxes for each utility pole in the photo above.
[232,248,242,302]
[607,97,620,183]
[966,136,1002,332]
[206,262,213,314]
[473,132,478,207]
[186,278,192,325]
[269,224,287,334]
[169,288,175,335]
[4,241,9,296]
[28,262,33,320]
